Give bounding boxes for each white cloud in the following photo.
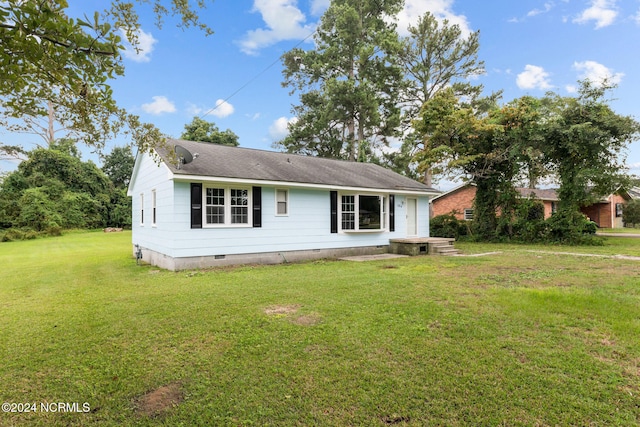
[209,99,235,118]
[516,65,552,90]
[238,0,316,55]
[310,0,330,16]
[573,0,618,29]
[187,100,235,118]
[120,28,157,63]
[396,0,473,37]
[527,2,554,17]
[186,103,203,116]
[573,60,624,86]
[141,96,176,115]
[269,116,298,141]
[634,8,640,25]
[565,84,578,93]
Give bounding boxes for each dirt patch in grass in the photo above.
[264,304,300,315]
[135,381,183,417]
[292,313,322,326]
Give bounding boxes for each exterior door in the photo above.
[407,198,417,236]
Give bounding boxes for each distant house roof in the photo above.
[516,188,559,201]
[431,183,561,202]
[628,187,640,199]
[155,139,439,194]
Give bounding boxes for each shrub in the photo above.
[510,199,548,242]
[546,209,601,245]
[622,199,640,227]
[430,213,468,239]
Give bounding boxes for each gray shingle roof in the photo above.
[516,188,559,201]
[158,139,438,193]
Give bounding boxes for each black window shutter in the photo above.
[389,194,395,232]
[330,191,338,233]
[190,183,202,229]
[252,186,262,228]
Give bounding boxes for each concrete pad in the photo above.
[339,253,409,262]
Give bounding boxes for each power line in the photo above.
[198,29,317,120]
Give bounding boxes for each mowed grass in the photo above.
[1,231,639,426]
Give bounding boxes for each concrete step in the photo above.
[434,247,462,256]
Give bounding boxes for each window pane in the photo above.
[205,188,225,224]
[277,190,288,215]
[206,206,225,224]
[231,189,249,223]
[341,195,355,230]
[277,202,287,215]
[359,195,381,229]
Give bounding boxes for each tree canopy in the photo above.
[279,0,404,162]
[181,117,240,146]
[0,0,213,155]
[0,145,132,234]
[417,82,639,241]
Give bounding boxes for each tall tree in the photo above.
[415,89,540,239]
[542,81,639,212]
[181,117,239,146]
[279,0,404,162]
[0,0,213,154]
[390,13,487,181]
[101,146,136,188]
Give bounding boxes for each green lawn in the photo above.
[1,231,639,426]
[598,227,640,234]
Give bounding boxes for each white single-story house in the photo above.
[127,139,440,270]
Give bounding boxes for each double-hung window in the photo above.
[230,189,249,224]
[276,189,288,216]
[140,193,144,226]
[341,194,386,232]
[204,186,250,226]
[205,188,225,224]
[151,189,157,226]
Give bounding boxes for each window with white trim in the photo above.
[151,189,157,226]
[230,189,249,224]
[276,189,288,216]
[204,186,251,226]
[140,193,144,225]
[341,194,387,231]
[464,209,474,221]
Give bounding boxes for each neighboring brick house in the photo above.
[430,183,477,221]
[580,193,628,229]
[430,183,631,228]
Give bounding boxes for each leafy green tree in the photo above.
[0,0,212,154]
[415,89,543,239]
[181,117,239,146]
[622,199,640,227]
[383,12,487,179]
[542,82,639,213]
[102,146,136,188]
[279,0,404,162]
[0,147,130,232]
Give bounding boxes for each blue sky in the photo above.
[3,0,640,190]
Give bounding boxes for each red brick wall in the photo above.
[431,185,476,220]
[580,194,627,228]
